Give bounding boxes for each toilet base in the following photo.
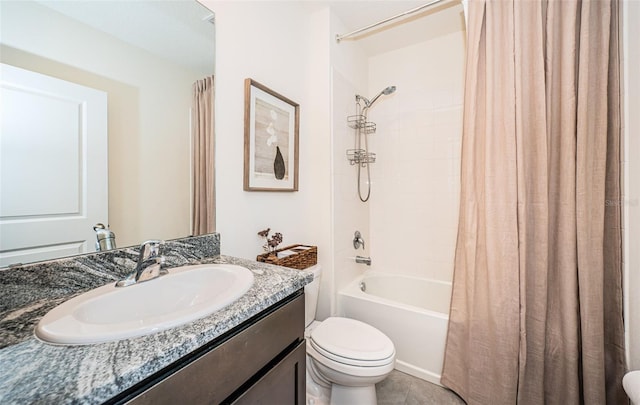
[305,380,377,405]
[306,364,378,405]
[330,384,377,405]
[306,368,330,405]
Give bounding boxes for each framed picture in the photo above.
[244,79,299,191]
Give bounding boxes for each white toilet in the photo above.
[303,265,396,405]
[624,371,640,405]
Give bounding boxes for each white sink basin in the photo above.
[35,264,254,345]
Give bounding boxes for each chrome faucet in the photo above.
[116,240,166,287]
[355,256,372,266]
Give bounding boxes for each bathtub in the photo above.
[338,272,451,386]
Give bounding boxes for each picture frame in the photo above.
[244,78,299,191]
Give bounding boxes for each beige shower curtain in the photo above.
[192,76,215,235]
[441,0,625,404]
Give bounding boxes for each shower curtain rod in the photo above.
[335,0,448,42]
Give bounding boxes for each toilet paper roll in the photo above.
[623,370,640,404]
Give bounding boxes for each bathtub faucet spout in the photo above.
[355,256,372,266]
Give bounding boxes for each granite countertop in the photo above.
[0,250,313,404]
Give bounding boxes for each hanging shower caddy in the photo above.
[346,114,377,166]
[347,86,395,202]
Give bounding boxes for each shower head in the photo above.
[357,86,397,110]
[382,86,397,95]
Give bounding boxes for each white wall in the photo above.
[329,11,371,311]
[327,3,466,317]
[623,0,640,371]
[366,7,466,283]
[205,0,465,320]
[1,1,200,247]
[202,1,334,319]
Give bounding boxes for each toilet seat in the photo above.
[309,317,395,367]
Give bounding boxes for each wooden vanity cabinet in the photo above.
[112,291,306,405]
[228,340,306,404]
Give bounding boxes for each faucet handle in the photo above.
[139,239,165,257]
[141,239,165,248]
[353,231,365,250]
[116,240,166,287]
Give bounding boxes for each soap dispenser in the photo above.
[93,223,116,251]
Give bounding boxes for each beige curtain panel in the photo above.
[442,0,625,404]
[192,76,216,236]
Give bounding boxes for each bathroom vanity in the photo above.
[0,234,312,404]
[122,292,306,404]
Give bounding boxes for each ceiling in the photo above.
[33,0,215,73]
[32,0,464,69]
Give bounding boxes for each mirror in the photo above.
[0,0,215,265]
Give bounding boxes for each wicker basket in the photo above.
[256,244,317,270]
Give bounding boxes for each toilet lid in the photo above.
[310,317,395,364]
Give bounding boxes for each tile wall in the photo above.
[367,30,465,282]
[331,67,371,298]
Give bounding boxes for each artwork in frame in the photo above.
[244,78,299,191]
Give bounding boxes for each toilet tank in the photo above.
[303,264,322,327]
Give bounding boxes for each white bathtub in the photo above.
[338,272,451,386]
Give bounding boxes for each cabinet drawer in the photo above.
[228,340,306,405]
[127,292,304,404]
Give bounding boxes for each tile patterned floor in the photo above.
[376,370,466,405]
